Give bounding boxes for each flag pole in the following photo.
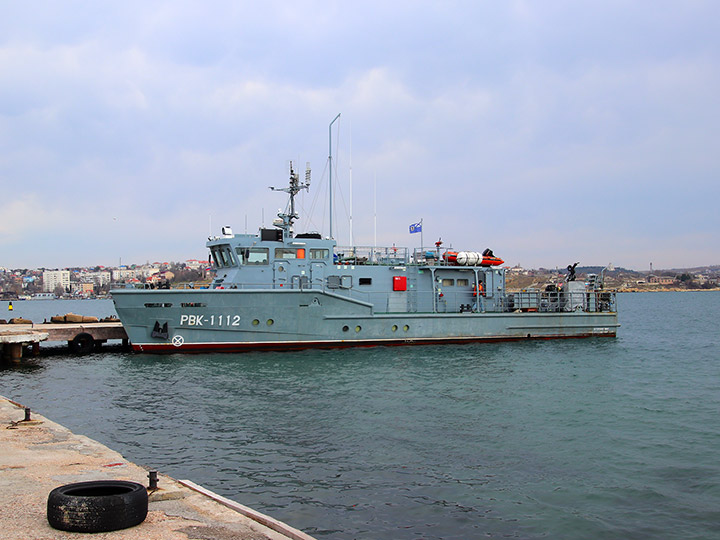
[420,218,424,252]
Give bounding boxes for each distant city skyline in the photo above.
[4,259,718,275]
[1,1,718,271]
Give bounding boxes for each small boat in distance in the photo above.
[31,293,57,300]
[112,161,618,353]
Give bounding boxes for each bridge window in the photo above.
[359,278,372,285]
[457,279,469,286]
[275,248,299,260]
[442,279,455,286]
[310,249,329,259]
[237,247,269,265]
[212,245,236,267]
[221,247,234,267]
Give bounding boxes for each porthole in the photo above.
[391,324,398,332]
[252,319,260,326]
[355,326,362,333]
[267,319,274,326]
[342,325,349,332]
[403,325,410,332]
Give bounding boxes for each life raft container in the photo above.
[442,251,458,264]
[480,256,504,266]
[443,251,504,266]
[456,252,479,265]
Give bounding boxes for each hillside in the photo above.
[506,266,719,292]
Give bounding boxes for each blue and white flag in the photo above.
[409,222,422,234]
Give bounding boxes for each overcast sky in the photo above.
[1,1,718,271]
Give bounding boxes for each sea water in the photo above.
[1,292,719,539]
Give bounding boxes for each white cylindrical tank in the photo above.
[455,252,481,265]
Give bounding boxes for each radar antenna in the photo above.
[269,161,311,233]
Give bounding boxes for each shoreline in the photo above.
[616,287,720,293]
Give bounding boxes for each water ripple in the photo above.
[2,292,720,539]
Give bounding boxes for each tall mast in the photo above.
[329,113,341,239]
[349,122,353,246]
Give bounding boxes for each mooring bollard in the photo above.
[24,408,31,422]
[148,470,158,490]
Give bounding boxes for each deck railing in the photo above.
[334,246,410,265]
[333,245,497,267]
[502,290,616,313]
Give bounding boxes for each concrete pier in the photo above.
[0,396,316,540]
[0,322,128,360]
[0,329,48,360]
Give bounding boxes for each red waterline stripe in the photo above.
[132,332,616,354]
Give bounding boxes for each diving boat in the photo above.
[111,163,618,353]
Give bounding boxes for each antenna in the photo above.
[374,172,377,250]
[329,113,341,239]
[269,160,311,233]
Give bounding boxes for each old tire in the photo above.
[47,480,148,533]
[69,333,94,355]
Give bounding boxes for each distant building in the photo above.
[112,266,156,282]
[112,268,138,282]
[71,282,94,296]
[146,271,175,285]
[43,270,70,292]
[81,271,111,286]
[647,275,675,285]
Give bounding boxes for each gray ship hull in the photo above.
[112,289,618,353]
[112,162,619,353]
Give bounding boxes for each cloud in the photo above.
[0,1,718,269]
